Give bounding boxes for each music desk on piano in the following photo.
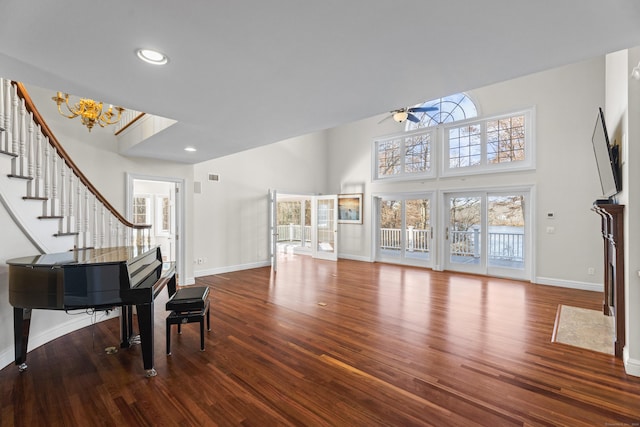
[7,245,173,377]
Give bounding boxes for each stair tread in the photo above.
[54,232,79,236]
[0,149,17,158]
[38,215,63,219]
[7,174,33,180]
[23,196,48,201]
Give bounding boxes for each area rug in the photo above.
[551,305,614,355]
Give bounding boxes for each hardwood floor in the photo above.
[2,255,640,426]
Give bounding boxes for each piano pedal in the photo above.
[104,346,118,355]
[129,335,142,345]
[18,363,27,372]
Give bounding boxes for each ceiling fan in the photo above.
[379,106,439,124]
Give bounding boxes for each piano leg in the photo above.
[135,302,156,377]
[120,305,134,348]
[13,307,31,372]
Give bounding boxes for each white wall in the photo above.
[325,57,606,287]
[625,46,640,376]
[192,132,329,275]
[607,47,640,376]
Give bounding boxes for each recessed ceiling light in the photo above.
[184,147,197,152]
[136,48,169,65]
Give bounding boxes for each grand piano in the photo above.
[7,245,172,377]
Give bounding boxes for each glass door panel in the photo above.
[487,193,527,279]
[444,191,529,280]
[379,199,402,260]
[312,195,338,261]
[269,189,278,272]
[375,194,433,268]
[404,198,431,262]
[447,195,482,272]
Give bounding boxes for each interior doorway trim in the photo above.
[126,172,186,284]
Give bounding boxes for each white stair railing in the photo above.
[0,78,151,250]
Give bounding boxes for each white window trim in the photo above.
[441,108,536,178]
[372,107,536,183]
[372,127,438,182]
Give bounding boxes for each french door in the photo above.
[269,192,338,268]
[269,189,278,271]
[375,194,434,268]
[444,190,529,280]
[311,195,338,261]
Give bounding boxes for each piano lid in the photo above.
[6,246,159,267]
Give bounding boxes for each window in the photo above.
[443,109,533,176]
[373,93,476,181]
[405,93,478,130]
[133,196,150,224]
[374,130,435,180]
[373,94,533,181]
[156,196,171,235]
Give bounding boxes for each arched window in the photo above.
[405,93,477,131]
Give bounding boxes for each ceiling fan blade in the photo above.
[407,113,420,123]
[408,106,439,113]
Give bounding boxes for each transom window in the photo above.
[405,93,478,131]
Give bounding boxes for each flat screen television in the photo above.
[592,107,621,201]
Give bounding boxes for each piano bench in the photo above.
[166,286,210,355]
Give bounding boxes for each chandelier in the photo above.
[51,92,125,132]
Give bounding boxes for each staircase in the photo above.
[0,78,150,254]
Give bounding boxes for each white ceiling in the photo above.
[1,1,639,164]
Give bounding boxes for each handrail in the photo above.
[13,82,150,230]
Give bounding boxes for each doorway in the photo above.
[374,193,434,268]
[126,174,185,280]
[269,191,338,271]
[443,189,530,280]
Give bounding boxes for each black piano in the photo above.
[7,245,172,377]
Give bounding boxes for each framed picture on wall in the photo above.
[338,193,363,224]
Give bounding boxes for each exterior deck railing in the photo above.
[277,224,524,262]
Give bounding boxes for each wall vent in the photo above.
[208,174,220,181]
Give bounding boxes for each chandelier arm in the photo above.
[56,102,79,119]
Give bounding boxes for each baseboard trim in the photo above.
[535,276,603,292]
[623,348,640,377]
[338,253,372,263]
[194,260,270,277]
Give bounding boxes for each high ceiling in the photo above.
[1,1,639,164]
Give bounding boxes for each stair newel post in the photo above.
[18,98,27,177]
[75,176,82,247]
[108,213,114,248]
[116,221,122,247]
[11,84,19,173]
[42,138,50,217]
[3,79,11,153]
[83,186,90,248]
[26,113,34,197]
[66,166,73,234]
[59,162,66,234]
[100,205,105,248]
[35,126,43,198]
[50,147,58,217]
[0,78,5,151]
[92,194,98,249]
